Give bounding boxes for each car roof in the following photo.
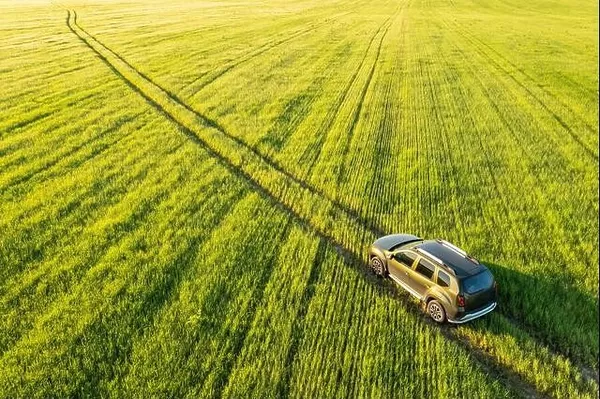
[414,240,484,278]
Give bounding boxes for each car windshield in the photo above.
[462,270,493,294]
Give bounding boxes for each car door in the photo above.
[387,251,418,296]
[407,257,436,298]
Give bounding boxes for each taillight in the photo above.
[457,295,465,307]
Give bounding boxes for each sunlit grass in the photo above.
[0,0,597,397]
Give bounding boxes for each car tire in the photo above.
[370,256,386,277]
[427,300,446,323]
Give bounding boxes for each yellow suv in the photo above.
[368,234,497,323]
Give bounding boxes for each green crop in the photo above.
[1,0,597,397]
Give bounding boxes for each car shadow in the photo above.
[366,256,599,386]
[476,260,599,368]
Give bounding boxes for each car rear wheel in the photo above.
[370,256,385,277]
[427,300,446,323]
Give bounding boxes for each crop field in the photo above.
[0,0,598,397]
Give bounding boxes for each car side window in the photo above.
[415,259,435,280]
[437,270,451,287]
[393,252,416,268]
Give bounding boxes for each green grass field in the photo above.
[0,0,598,397]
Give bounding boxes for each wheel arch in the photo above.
[425,292,452,315]
[369,247,389,274]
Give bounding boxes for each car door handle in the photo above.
[404,272,409,276]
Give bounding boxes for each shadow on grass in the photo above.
[483,261,599,369]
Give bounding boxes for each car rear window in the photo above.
[462,270,493,294]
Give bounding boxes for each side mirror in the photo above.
[386,252,394,260]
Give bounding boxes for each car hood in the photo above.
[373,234,422,251]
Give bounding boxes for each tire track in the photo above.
[67,7,382,258]
[66,8,555,397]
[70,10,388,239]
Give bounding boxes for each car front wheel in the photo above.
[427,300,446,323]
[370,256,385,277]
